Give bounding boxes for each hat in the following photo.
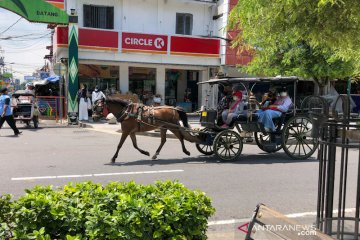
[0,87,8,93]
[232,91,242,99]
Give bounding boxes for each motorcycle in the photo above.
[92,99,105,122]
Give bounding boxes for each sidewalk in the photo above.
[38,119,71,128]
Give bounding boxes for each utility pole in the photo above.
[0,46,5,88]
[0,46,4,76]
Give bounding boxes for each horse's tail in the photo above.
[176,109,190,128]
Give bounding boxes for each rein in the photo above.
[107,100,193,132]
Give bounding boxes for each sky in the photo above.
[0,8,52,81]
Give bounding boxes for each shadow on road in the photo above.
[105,152,318,167]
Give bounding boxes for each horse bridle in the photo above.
[116,102,134,122]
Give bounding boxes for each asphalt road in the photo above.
[0,127,358,239]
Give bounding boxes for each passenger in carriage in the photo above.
[260,87,277,108]
[221,90,246,128]
[256,87,293,132]
[217,86,233,124]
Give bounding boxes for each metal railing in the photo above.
[315,95,360,239]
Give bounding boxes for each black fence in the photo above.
[316,115,360,239]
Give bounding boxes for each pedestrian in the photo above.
[92,86,106,106]
[153,94,162,106]
[77,84,89,121]
[0,87,22,136]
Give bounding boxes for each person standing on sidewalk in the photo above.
[0,87,21,136]
[77,84,89,121]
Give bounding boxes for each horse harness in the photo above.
[118,102,178,130]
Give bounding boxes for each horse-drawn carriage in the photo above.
[192,76,319,161]
[106,76,319,163]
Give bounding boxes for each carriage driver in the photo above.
[256,87,293,132]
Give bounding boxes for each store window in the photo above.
[83,5,114,29]
[165,69,199,112]
[78,64,119,95]
[129,67,156,104]
[165,70,180,106]
[176,13,193,35]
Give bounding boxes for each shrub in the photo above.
[0,181,215,239]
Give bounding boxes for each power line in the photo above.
[1,38,50,50]
[0,17,22,36]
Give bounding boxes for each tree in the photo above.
[2,72,13,79]
[228,0,360,88]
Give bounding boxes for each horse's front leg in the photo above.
[111,132,129,163]
[130,132,150,156]
[152,128,167,160]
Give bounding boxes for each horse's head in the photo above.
[105,97,130,119]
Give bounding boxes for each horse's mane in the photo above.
[106,97,130,106]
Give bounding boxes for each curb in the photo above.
[13,124,75,130]
[81,122,178,139]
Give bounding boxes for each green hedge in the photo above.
[0,181,215,240]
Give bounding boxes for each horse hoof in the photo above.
[152,155,158,160]
[145,152,150,156]
[111,158,116,163]
[185,151,190,156]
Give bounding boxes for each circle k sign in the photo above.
[122,32,168,53]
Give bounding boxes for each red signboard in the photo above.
[46,0,65,9]
[122,32,168,54]
[170,36,220,57]
[56,27,118,51]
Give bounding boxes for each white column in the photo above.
[119,64,129,93]
[157,0,164,34]
[199,69,209,108]
[156,66,166,104]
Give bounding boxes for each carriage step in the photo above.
[262,143,278,152]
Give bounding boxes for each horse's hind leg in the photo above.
[152,128,167,160]
[111,132,129,163]
[130,132,150,156]
[170,129,190,156]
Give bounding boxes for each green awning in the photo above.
[0,0,68,25]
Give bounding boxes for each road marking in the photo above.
[11,169,184,181]
[208,218,250,226]
[208,208,356,226]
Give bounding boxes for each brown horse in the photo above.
[106,97,192,162]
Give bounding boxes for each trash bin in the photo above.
[309,112,328,138]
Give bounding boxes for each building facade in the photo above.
[50,0,247,111]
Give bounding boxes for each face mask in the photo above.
[280,92,287,97]
[233,96,238,101]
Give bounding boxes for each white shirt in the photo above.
[92,91,106,103]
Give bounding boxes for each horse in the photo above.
[105,97,192,162]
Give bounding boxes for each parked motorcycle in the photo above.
[92,99,105,122]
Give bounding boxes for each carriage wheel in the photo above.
[213,130,243,161]
[282,116,318,160]
[196,144,214,155]
[254,132,282,153]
